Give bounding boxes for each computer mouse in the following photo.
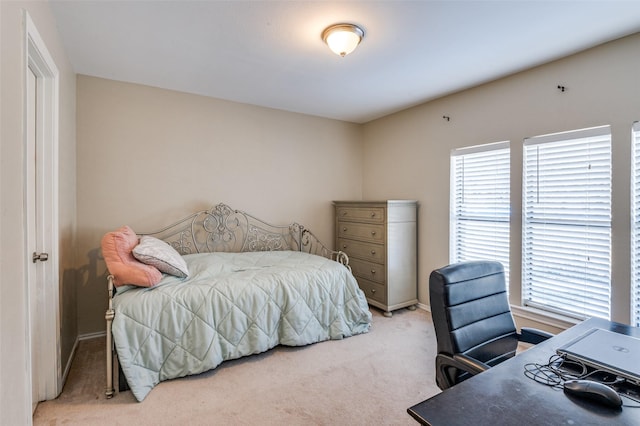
[563,379,623,408]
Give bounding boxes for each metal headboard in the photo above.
[137,203,346,264]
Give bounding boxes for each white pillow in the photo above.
[132,236,189,278]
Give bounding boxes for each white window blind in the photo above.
[451,142,510,282]
[523,126,611,320]
[631,122,640,327]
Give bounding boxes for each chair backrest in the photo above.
[429,261,519,368]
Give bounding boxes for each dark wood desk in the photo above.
[408,317,640,426]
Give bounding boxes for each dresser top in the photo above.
[333,200,418,205]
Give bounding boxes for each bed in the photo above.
[102,203,372,402]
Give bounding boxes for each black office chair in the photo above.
[429,260,553,390]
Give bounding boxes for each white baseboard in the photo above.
[61,331,106,386]
[416,302,430,312]
[61,337,79,387]
[79,331,107,341]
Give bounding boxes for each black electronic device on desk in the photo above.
[563,379,622,408]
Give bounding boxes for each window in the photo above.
[631,122,640,327]
[451,142,510,281]
[523,126,612,320]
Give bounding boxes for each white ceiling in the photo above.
[50,1,640,124]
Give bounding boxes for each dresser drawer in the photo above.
[337,222,385,243]
[337,238,384,263]
[357,277,387,305]
[350,258,386,284]
[336,207,385,223]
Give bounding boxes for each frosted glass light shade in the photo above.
[322,24,364,57]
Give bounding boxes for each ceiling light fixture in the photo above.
[322,23,364,57]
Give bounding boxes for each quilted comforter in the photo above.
[112,251,372,401]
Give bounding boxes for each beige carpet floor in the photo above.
[34,307,440,425]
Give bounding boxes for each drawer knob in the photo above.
[371,231,376,236]
[343,227,348,232]
[343,244,348,249]
[371,250,376,255]
[370,212,376,218]
[371,288,376,294]
[371,269,376,275]
[342,211,347,216]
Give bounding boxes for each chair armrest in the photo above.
[435,353,491,390]
[519,327,554,345]
[452,353,491,375]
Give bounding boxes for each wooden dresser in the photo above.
[334,200,418,317]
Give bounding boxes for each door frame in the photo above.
[23,10,61,403]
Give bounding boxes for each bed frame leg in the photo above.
[105,275,115,399]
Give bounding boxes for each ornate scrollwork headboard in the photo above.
[139,203,348,267]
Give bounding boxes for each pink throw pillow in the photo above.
[101,225,162,287]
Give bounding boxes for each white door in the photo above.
[27,55,52,414]
[24,11,61,412]
[26,63,41,414]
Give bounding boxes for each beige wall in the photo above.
[0,0,76,423]
[362,32,640,331]
[75,76,363,334]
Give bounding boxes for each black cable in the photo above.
[523,354,586,388]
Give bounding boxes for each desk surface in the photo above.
[408,317,640,426]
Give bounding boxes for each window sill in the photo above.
[510,304,580,333]
[419,302,581,333]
